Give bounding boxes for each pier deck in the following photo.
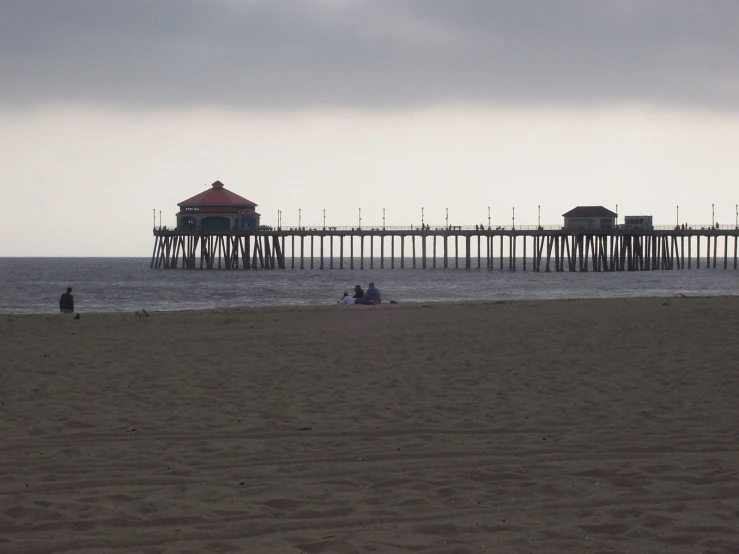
[151,226,739,272]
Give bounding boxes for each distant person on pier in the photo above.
[355,282,381,304]
[353,284,365,299]
[59,287,74,314]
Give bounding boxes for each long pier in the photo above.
[151,226,739,271]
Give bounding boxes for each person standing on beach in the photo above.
[59,287,74,314]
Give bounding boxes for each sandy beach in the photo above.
[1,297,738,553]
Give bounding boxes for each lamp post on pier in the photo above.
[299,208,301,229]
[421,207,424,228]
[538,205,541,228]
[512,207,515,229]
[712,203,715,227]
[676,205,679,227]
[446,208,449,229]
[383,208,386,230]
[323,209,326,230]
[488,206,491,230]
[359,208,362,230]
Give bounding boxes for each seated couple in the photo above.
[340,282,381,305]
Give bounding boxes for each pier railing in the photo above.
[155,223,729,234]
[152,225,739,272]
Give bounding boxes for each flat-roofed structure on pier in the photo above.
[622,215,654,230]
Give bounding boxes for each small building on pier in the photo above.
[177,181,260,232]
[563,206,617,230]
[621,215,654,230]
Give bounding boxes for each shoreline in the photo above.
[3,292,737,317]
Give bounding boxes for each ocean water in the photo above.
[1,257,737,314]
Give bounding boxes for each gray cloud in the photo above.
[1,0,738,109]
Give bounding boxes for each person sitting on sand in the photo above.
[353,284,364,299]
[339,292,355,305]
[59,287,74,314]
[355,282,381,304]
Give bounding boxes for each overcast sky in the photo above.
[1,0,738,256]
[3,0,739,109]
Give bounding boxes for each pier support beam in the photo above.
[152,229,738,274]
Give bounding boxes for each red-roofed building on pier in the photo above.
[177,180,260,232]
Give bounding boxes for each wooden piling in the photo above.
[152,227,739,274]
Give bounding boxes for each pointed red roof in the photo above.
[178,181,257,207]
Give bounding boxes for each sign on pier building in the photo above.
[177,181,260,232]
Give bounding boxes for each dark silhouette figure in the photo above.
[59,287,74,314]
